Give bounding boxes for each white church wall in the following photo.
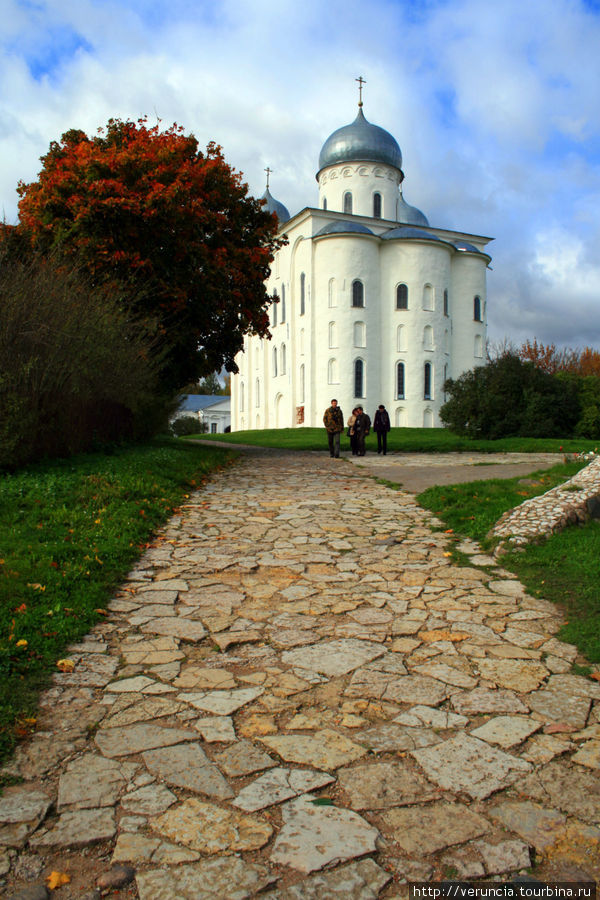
[450,253,488,378]
[318,162,401,220]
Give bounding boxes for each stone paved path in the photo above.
[2,451,600,899]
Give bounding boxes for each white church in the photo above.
[231,87,491,431]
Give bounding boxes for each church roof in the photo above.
[260,187,290,224]
[315,220,375,237]
[453,239,486,255]
[397,194,429,227]
[318,107,403,174]
[382,226,448,245]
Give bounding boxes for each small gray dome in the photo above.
[260,187,290,224]
[318,108,403,174]
[315,220,375,237]
[397,194,429,227]
[382,226,446,244]
[454,240,483,254]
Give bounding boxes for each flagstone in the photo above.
[29,807,116,848]
[194,715,236,742]
[0,787,52,847]
[354,723,442,753]
[281,639,385,677]
[151,797,272,854]
[451,687,529,716]
[470,715,542,748]
[57,753,137,809]
[112,832,199,864]
[103,695,184,727]
[338,760,438,809]
[270,796,379,873]
[473,839,531,875]
[173,666,237,690]
[394,705,468,729]
[476,658,548,692]
[143,742,234,798]
[527,689,591,728]
[489,800,567,851]
[412,662,478,689]
[95,722,196,757]
[520,733,573,764]
[107,675,157,693]
[411,733,532,799]
[141,617,207,641]
[380,801,490,855]
[268,858,391,899]
[212,739,276,777]
[136,857,277,900]
[120,782,178,815]
[233,767,335,811]
[514,760,600,823]
[546,674,600,700]
[259,729,367,770]
[177,686,264,715]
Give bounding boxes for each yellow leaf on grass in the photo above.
[56,659,75,672]
[28,583,46,592]
[47,870,71,890]
[16,639,28,648]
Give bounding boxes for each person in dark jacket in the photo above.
[353,406,371,457]
[323,399,344,458]
[373,404,391,455]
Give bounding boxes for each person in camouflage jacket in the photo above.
[323,399,344,458]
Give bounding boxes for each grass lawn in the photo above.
[193,426,597,455]
[0,439,235,767]
[417,460,600,663]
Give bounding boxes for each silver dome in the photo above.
[315,220,375,237]
[397,194,429,226]
[260,187,290,224]
[318,108,403,174]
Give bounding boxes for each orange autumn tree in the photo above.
[519,338,600,376]
[16,118,284,390]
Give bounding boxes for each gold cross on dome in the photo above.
[356,76,366,107]
[264,166,272,189]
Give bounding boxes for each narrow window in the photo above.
[354,359,364,397]
[272,347,278,377]
[396,284,408,310]
[299,364,305,403]
[423,283,434,310]
[443,289,449,316]
[328,321,337,349]
[328,358,338,384]
[423,325,434,350]
[397,362,405,399]
[474,334,483,358]
[255,378,260,407]
[240,382,245,412]
[281,343,286,375]
[352,280,364,308]
[353,321,365,347]
[300,273,306,316]
[397,325,405,352]
[443,364,448,401]
[373,192,382,218]
[474,295,482,321]
[328,278,336,308]
[272,290,278,327]
[281,284,286,323]
[323,198,327,210]
[344,192,353,214]
[211,423,217,434]
[424,362,432,400]
[423,408,433,428]
[395,407,405,427]
[300,328,305,355]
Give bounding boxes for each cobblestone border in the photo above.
[492,456,600,554]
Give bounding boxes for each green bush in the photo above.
[574,375,600,439]
[0,252,170,468]
[171,415,206,436]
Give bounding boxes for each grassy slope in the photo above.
[0,439,234,765]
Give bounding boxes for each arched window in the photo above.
[443,289,449,316]
[423,325,434,350]
[300,273,306,316]
[272,290,278,327]
[343,192,353,214]
[300,328,304,355]
[395,407,405,427]
[474,334,483,358]
[323,198,327,210]
[353,321,365,347]
[474,295,482,321]
[329,322,337,348]
[240,382,245,412]
[396,362,405,399]
[352,280,364,308]
[397,325,406,352]
[354,359,364,398]
[373,192,382,218]
[443,364,448,401]
[299,364,305,403]
[328,278,336,308]
[272,347,278,377]
[396,284,408,310]
[423,284,434,310]
[255,378,260,407]
[328,358,338,384]
[424,362,432,400]
[281,284,286,323]
[423,408,433,428]
[444,329,449,354]
[281,344,287,374]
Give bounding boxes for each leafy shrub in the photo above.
[171,415,206,436]
[0,251,169,468]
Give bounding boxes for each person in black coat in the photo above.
[353,406,371,457]
[373,404,391,455]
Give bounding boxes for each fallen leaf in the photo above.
[56,659,75,672]
[15,639,28,648]
[47,870,71,890]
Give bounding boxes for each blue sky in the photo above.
[2,0,600,348]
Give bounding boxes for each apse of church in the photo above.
[231,85,491,431]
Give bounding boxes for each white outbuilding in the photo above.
[231,96,492,431]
